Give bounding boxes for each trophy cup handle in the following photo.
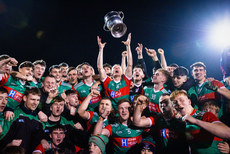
[118,11,124,19]
[103,23,110,31]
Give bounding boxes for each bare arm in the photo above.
[158,48,167,70]
[121,51,127,75]
[183,114,230,139]
[97,36,107,81]
[77,94,92,120]
[122,33,133,78]
[133,100,151,127]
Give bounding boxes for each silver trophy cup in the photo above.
[103,11,127,38]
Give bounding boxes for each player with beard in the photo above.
[93,98,144,153]
[73,63,102,111]
[97,33,133,110]
[67,67,78,87]
[171,90,230,154]
[143,68,170,113]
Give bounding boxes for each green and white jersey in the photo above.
[104,123,143,153]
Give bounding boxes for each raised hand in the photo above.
[90,89,100,97]
[122,33,131,46]
[97,36,106,50]
[145,47,157,58]
[136,43,143,56]
[158,48,164,55]
[122,51,128,57]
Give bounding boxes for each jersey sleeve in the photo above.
[102,76,112,88]
[104,124,112,136]
[123,75,132,87]
[147,116,155,127]
[0,74,10,86]
[202,112,220,123]
[212,80,225,89]
[33,144,45,153]
[87,111,94,121]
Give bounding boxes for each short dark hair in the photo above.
[49,65,60,73]
[43,75,55,83]
[133,64,144,71]
[50,124,66,133]
[19,61,34,69]
[59,62,69,68]
[24,87,41,97]
[51,96,65,105]
[65,89,76,96]
[173,66,189,77]
[33,59,46,67]
[0,87,8,94]
[0,54,10,61]
[67,66,77,74]
[190,62,206,70]
[103,63,112,69]
[117,98,131,107]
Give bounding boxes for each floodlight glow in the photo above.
[209,20,230,48]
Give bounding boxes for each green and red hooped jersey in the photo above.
[0,74,29,109]
[102,75,132,110]
[188,79,225,104]
[104,123,143,153]
[186,109,223,154]
[73,80,102,111]
[86,111,109,132]
[143,86,169,113]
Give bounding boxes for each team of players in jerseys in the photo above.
[0,33,230,154]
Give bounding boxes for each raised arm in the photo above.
[145,47,161,70]
[97,36,107,81]
[121,51,127,75]
[158,48,167,70]
[77,89,100,119]
[183,114,230,139]
[136,43,149,78]
[122,33,133,79]
[133,97,152,127]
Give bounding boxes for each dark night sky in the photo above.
[0,0,230,80]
